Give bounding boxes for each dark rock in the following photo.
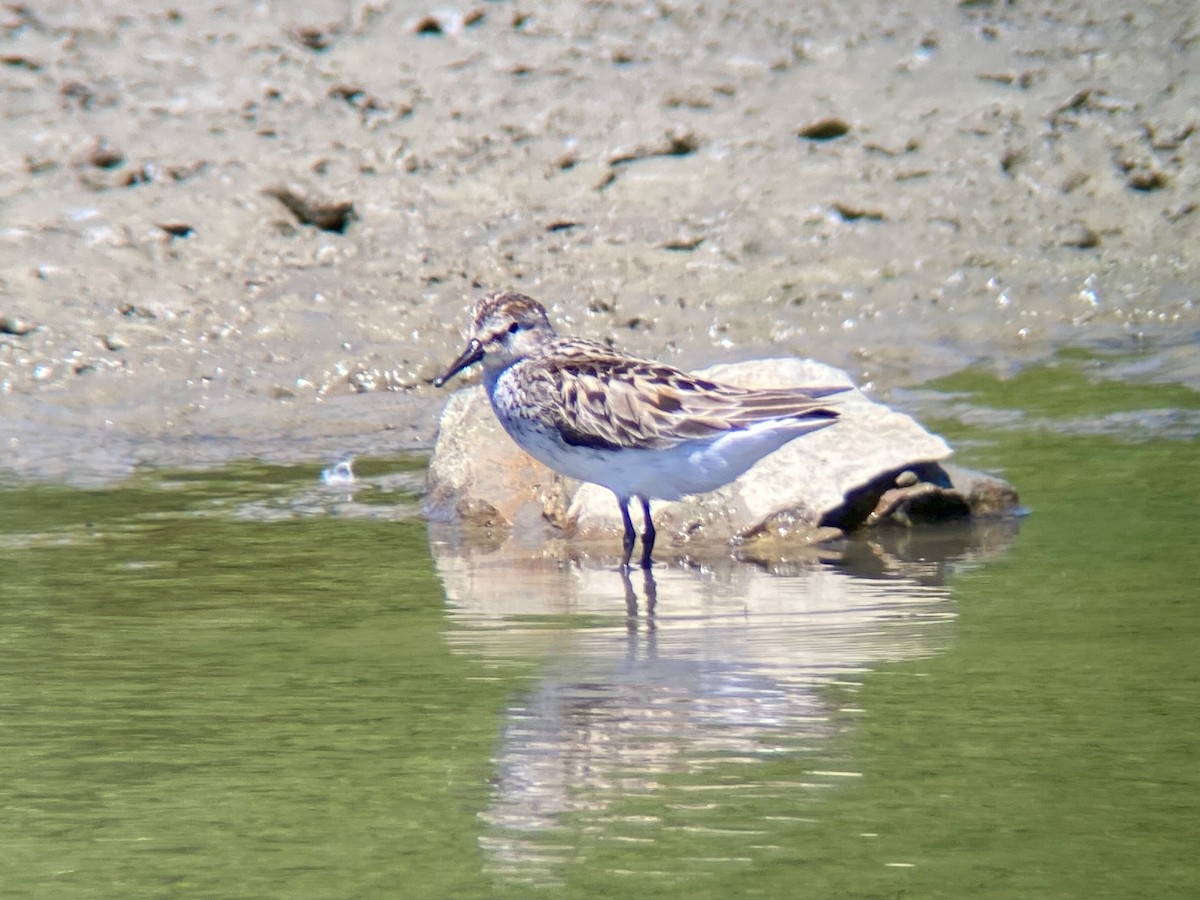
[798,118,851,141]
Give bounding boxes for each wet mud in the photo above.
[2,1,1197,483]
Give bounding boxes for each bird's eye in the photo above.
[507,322,520,334]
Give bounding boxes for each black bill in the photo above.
[431,339,484,387]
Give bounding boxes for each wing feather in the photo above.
[525,342,849,452]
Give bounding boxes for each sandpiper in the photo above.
[433,292,848,570]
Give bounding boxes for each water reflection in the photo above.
[430,523,1016,884]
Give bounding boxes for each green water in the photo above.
[807,429,1200,899]
[0,460,517,896]
[1,368,1197,898]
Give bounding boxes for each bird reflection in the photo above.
[432,542,996,886]
[620,565,657,626]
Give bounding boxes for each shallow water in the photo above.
[1,365,1197,899]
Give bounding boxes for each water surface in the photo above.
[1,364,1197,898]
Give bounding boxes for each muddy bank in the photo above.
[2,1,1197,483]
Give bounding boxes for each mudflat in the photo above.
[2,1,1197,482]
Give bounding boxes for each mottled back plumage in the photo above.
[434,291,851,569]
[510,338,842,452]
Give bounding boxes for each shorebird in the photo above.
[433,292,847,569]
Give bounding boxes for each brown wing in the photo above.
[529,343,847,451]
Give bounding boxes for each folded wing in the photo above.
[535,349,849,452]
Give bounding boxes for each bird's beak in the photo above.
[431,338,484,387]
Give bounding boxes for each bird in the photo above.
[433,291,848,570]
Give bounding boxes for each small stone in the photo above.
[157,222,194,238]
[87,139,124,169]
[1127,169,1168,192]
[413,15,444,34]
[1058,223,1100,249]
[263,184,355,232]
[608,128,698,166]
[294,24,337,50]
[1000,146,1025,174]
[833,202,885,222]
[867,482,969,527]
[659,235,706,251]
[798,118,851,141]
[0,315,37,335]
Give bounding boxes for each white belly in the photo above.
[500,409,830,501]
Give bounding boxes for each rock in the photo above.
[0,315,38,336]
[941,463,1022,517]
[1056,221,1100,249]
[797,117,851,141]
[424,386,577,531]
[262,184,355,232]
[866,476,968,527]
[424,358,1020,560]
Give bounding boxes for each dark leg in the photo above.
[638,495,656,569]
[617,494,636,571]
